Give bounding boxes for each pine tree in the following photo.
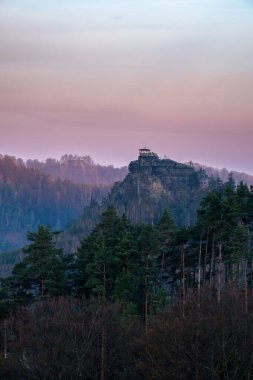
[76,206,122,299]
[10,225,65,303]
[138,224,160,331]
[156,210,177,287]
[113,227,141,315]
[174,227,189,316]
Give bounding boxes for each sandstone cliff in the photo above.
[60,151,206,252]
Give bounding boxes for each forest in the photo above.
[26,154,127,186]
[0,179,252,379]
[0,155,123,253]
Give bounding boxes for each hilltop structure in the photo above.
[111,149,203,224]
[138,148,158,157]
[60,150,206,252]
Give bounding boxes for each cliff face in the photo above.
[60,153,205,252]
[108,154,204,226]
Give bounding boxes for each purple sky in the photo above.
[0,0,253,173]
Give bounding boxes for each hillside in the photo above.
[0,155,109,252]
[60,150,207,252]
[1,152,252,255]
[26,154,128,186]
[190,162,253,186]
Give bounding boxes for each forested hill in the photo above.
[26,154,128,185]
[25,154,253,187]
[60,152,207,252]
[1,152,251,256]
[108,154,206,225]
[0,155,109,253]
[190,162,253,186]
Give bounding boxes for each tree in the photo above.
[76,207,123,299]
[174,228,190,316]
[113,227,141,315]
[9,225,65,303]
[156,210,177,288]
[138,224,160,331]
[1,298,140,380]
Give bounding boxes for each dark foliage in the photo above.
[0,179,252,379]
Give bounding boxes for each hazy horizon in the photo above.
[1,0,253,174]
[1,149,253,177]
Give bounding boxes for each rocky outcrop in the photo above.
[60,152,206,252]
[108,153,204,226]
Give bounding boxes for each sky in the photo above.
[0,0,253,173]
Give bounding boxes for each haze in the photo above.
[0,0,253,173]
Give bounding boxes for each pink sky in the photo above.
[0,0,253,173]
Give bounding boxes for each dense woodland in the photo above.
[0,179,252,379]
[26,154,128,186]
[191,162,253,186]
[1,152,252,257]
[0,155,114,252]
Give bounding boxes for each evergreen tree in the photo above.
[174,227,189,314]
[113,226,141,315]
[138,224,160,329]
[76,207,123,299]
[155,210,177,286]
[9,225,65,303]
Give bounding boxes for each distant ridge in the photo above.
[188,162,253,186]
[0,152,252,256]
[26,154,128,186]
[59,152,253,253]
[0,155,113,252]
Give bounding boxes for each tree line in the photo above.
[0,155,109,253]
[0,179,252,379]
[26,154,128,186]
